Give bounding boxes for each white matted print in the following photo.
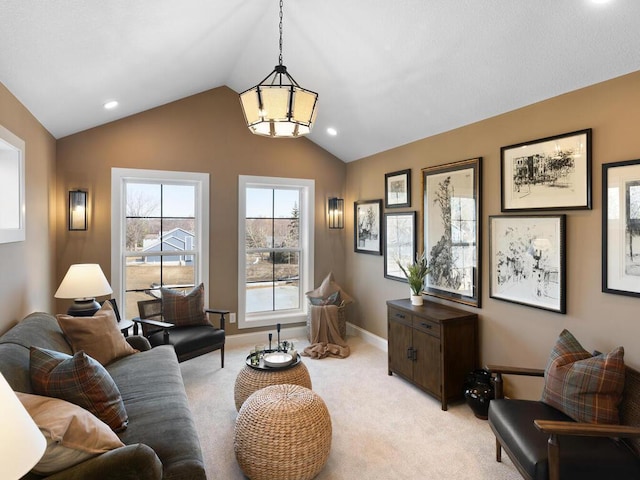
[354,199,382,255]
[490,215,566,313]
[501,129,591,211]
[603,159,640,297]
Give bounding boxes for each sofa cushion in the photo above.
[30,347,128,432]
[540,329,625,424]
[107,345,206,479]
[57,301,138,366]
[17,392,124,475]
[161,283,208,327]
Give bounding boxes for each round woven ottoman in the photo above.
[234,361,312,411]
[234,384,332,480]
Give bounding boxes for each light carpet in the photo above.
[180,335,521,479]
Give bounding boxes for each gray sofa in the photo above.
[0,311,206,480]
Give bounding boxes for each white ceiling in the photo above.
[1,0,640,162]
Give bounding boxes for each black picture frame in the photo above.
[422,157,482,307]
[385,169,411,208]
[602,159,640,297]
[354,199,383,255]
[489,214,566,314]
[501,128,592,211]
[384,211,417,282]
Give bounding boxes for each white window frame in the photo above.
[111,168,209,319]
[238,175,314,329]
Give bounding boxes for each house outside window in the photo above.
[111,168,209,320]
[238,175,314,329]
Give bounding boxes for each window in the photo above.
[238,175,314,329]
[111,168,209,320]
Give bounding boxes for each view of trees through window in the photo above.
[123,182,197,319]
[245,187,301,314]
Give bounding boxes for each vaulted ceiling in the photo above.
[2,1,640,162]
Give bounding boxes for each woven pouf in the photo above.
[234,362,312,411]
[234,384,332,480]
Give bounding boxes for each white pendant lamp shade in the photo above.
[239,0,318,138]
[240,82,318,138]
[0,373,47,479]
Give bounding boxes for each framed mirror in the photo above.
[0,125,26,244]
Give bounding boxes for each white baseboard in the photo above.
[225,322,388,353]
[346,322,388,352]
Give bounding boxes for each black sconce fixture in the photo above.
[328,197,344,229]
[68,190,87,231]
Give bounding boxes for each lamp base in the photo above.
[67,298,101,317]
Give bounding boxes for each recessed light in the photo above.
[327,127,338,136]
[591,0,611,4]
[104,100,119,110]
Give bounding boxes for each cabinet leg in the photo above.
[388,370,393,376]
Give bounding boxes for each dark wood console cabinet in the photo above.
[387,298,478,410]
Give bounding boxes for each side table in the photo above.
[118,318,135,337]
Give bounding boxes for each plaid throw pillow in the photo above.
[30,347,128,432]
[161,283,208,326]
[540,329,625,424]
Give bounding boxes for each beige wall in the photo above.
[55,86,346,335]
[4,68,640,397]
[345,70,640,398]
[0,83,56,333]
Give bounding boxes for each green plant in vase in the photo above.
[397,251,430,305]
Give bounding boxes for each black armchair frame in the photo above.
[133,298,228,367]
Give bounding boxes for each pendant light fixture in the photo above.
[239,0,318,138]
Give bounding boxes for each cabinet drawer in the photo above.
[413,317,440,337]
[388,307,411,326]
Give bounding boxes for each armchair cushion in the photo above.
[30,347,128,432]
[147,325,225,361]
[161,283,208,326]
[56,301,138,366]
[540,329,625,424]
[489,398,640,480]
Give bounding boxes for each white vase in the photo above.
[410,294,423,306]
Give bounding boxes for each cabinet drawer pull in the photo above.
[406,347,413,359]
[420,322,432,329]
[395,313,406,319]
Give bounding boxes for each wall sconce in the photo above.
[328,197,344,229]
[69,190,87,231]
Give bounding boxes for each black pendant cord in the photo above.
[278,0,284,67]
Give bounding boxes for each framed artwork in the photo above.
[501,128,592,211]
[384,211,417,282]
[489,214,566,314]
[354,199,383,255]
[422,157,482,307]
[385,169,411,208]
[602,159,640,297]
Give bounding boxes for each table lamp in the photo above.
[0,373,46,479]
[54,263,113,316]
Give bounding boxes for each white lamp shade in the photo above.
[54,263,113,299]
[0,373,46,479]
[240,83,317,138]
